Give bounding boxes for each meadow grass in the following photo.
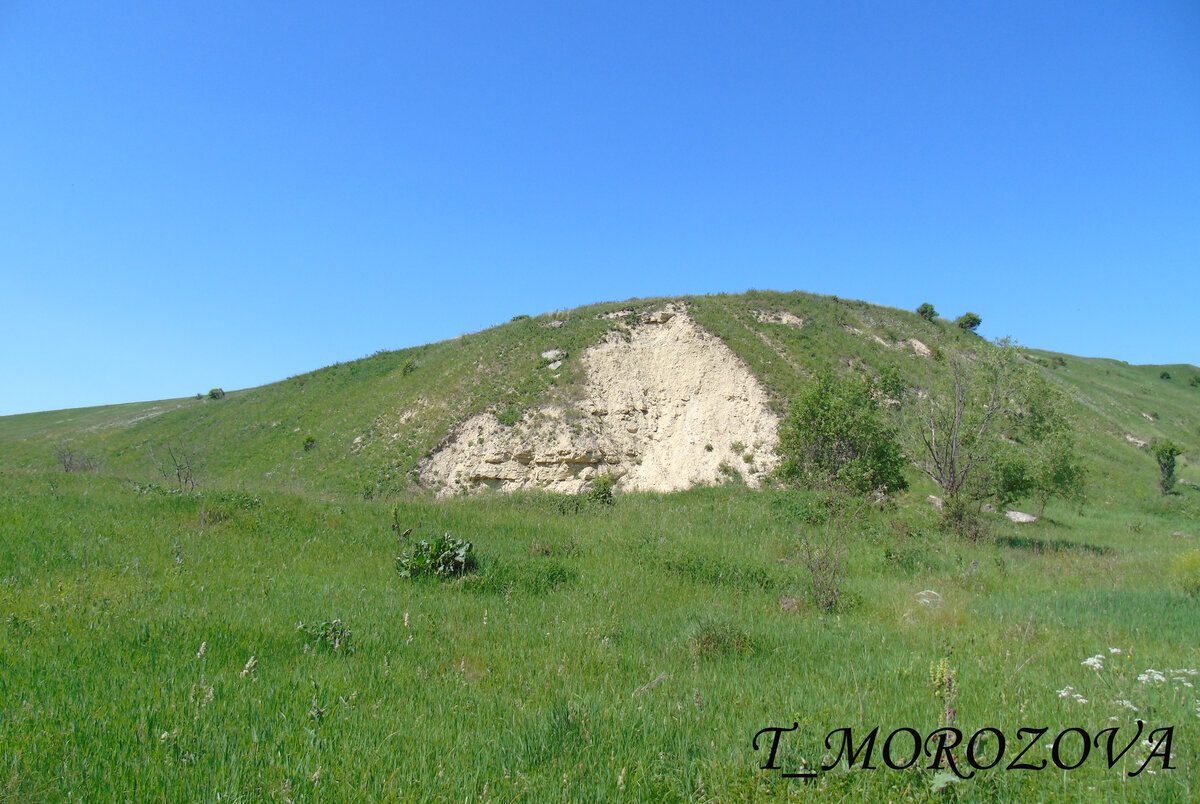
[2,290,1197,801]
[2,471,1198,802]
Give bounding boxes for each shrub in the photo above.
[397,532,478,578]
[302,434,317,452]
[1160,371,1172,381]
[955,312,982,332]
[208,388,225,400]
[1190,374,1200,388]
[917,302,938,323]
[54,444,99,473]
[940,496,991,541]
[587,473,615,505]
[776,370,907,495]
[1152,440,1184,494]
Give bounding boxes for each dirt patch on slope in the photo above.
[753,309,803,326]
[420,307,779,495]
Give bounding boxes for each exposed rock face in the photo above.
[420,307,779,495]
[752,309,803,326]
[905,339,932,357]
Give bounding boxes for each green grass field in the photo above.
[2,291,1197,801]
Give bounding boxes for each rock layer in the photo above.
[420,307,779,495]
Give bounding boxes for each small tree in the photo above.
[208,388,226,400]
[917,302,938,323]
[777,370,907,495]
[905,341,1025,501]
[149,442,200,491]
[1153,441,1184,494]
[905,339,1084,531]
[955,312,982,332]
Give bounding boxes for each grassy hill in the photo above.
[1,290,1198,802]
[2,290,1195,501]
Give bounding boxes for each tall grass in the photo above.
[1,472,1197,801]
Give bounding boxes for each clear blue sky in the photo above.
[2,1,1197,416]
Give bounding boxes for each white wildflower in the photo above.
[1058,686,1075,698]
[403,612,410,629]
[1082,654,1104,670]
[196,641,207,659]
[1073,694,1089,705]
[1138,669,1167,684]
[1108,647,1122,654]
[1112,699,1139,712]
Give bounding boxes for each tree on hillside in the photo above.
[903,339,1084,533]
[776,370,908,495]
[1153,440,1184,495]
[955,312,982,332]
[917,302,938,323]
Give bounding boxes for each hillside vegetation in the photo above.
[1,290,1198,802]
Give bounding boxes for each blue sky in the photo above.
[2,1,1197,416]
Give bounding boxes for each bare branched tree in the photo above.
[904,340,1024,500]
[53,443,100,473]
[149,442,200,491]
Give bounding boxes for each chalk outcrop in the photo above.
[421,307,779,495]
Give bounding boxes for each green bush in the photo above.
[955,312,982,332]
[1160,371,1172,381]
[588,473,616,505]
[776,370,907,495]
[917,302,937,323]
[1153,440,1184,494]
[396,533,478,578]
[302,434,317,452]
[208,388,225,400]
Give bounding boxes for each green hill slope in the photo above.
[1,290,1195,505]
[3,290,1199,801]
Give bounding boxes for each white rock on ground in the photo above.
[420,306,780,496]
[752,309,803,326]
[1005,510,1038,523]
[906,339,932,357]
